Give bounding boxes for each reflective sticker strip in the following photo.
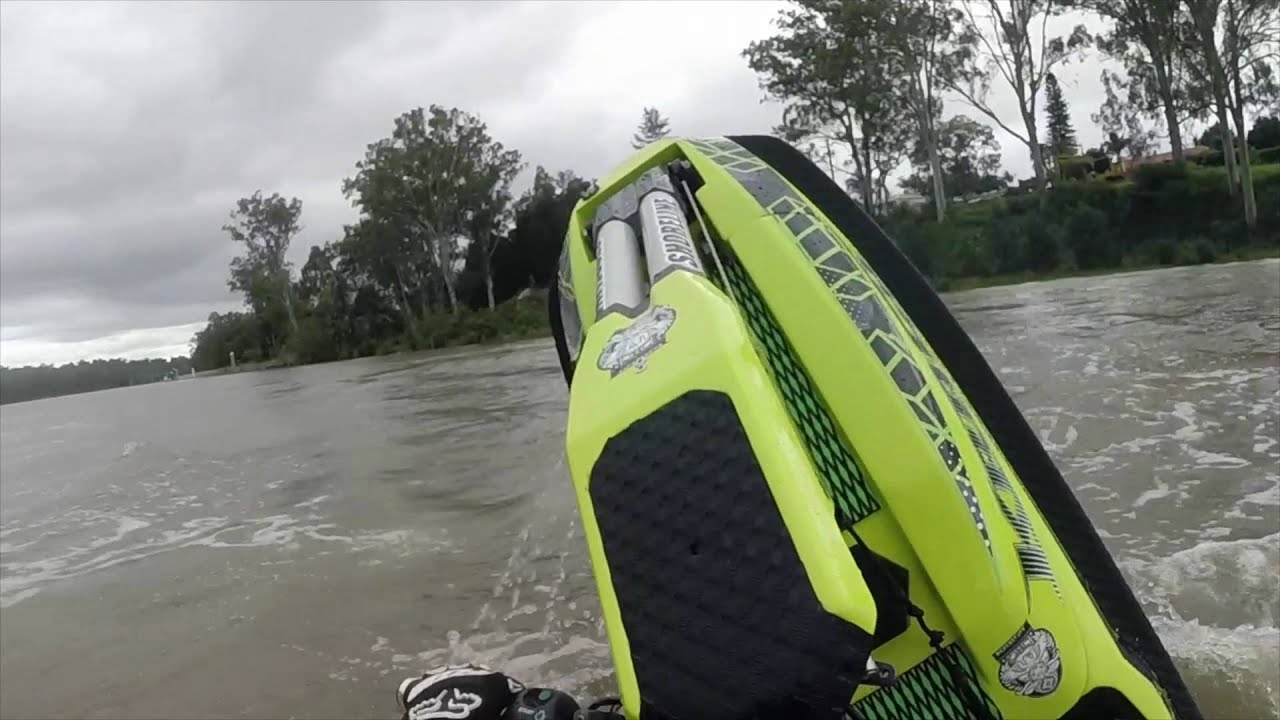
[686,137,993,553]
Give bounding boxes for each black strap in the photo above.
[845,525,999,720]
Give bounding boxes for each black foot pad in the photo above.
[590,390,873,720]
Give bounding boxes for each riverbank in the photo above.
[194,291,553,376]
[197,253,1279,379]
[883,163,1280,288]
[940,244,1280,292]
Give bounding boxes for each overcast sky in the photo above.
[0,1,1166,367]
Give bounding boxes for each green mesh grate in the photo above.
[719,251,879,526]
[854,643,1003,720]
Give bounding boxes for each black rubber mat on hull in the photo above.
[590,390,873,720]
[728,134,1200,720]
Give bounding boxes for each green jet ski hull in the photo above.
[547,135,1200,720]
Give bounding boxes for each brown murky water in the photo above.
[2,259,1277,719]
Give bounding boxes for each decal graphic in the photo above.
[687,136,993,550]
[995,624,1062,697]
[640,191,704,277]
[408,688,483,719]
[597,305,676,377]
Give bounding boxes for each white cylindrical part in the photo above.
[638,187,705,282]
[596,219,648,314]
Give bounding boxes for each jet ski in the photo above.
[547,135,1201,720]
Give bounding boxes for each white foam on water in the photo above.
[1254,435,1278,455]
[0,508,448,609]
[1240,486,1280,508]
[1183,368,1264,390]
[1104,437,1163,454]
[1171,402,1204,442]
[1123,533,1280,717]
[1070,455,1115,476]
[1154,617,1280,719]
[294,493,331,509]
[1184,447,1251,469]
[1033,412,1079,454]
[1134,478,1175,509]
[0,587,41,609]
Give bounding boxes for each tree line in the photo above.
[0,357,194,405]
[744,0,1278,287]
[190,101,686,372]
[745,0,1278,229]
[145,0,1280,375]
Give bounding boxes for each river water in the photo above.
[1,260,1277,720]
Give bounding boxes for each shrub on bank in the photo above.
[892,161,1279,286]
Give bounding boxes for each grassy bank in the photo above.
[883,162,1280,290]
[193,290,557,373]
[193,358,290,378]
[941,244,1280,292]
[364,292,553,358]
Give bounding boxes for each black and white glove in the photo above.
[397,663,614,720]
[397,664,525,720]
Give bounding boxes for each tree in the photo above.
[1196,119,1228,149]
[343,106,512,314]
[499,167,595,289]
[336,215,423,331]
[190,311,262,371]
[464,139,524,308]
[1084,146,1114,173]
[1043,73,1079,158]
[1103,130,1133,163]
[902,114,1011,199]
[868,0,972,220]
[1093,70,1161,160]
[223,191,303,354]
[1180,0,1241,196]
[2,357,195,404]
[1219,0,1278,228]
[1179,0,1277,228]
[945,0,1092,192]
[631,107,671,149]
[744,0,913,215]
[1084,0,1206,163]
[1249,115,1280,148]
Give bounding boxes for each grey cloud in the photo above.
[0,0,1133,367]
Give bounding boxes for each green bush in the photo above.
[1191,150,1223,166]
[1057,155,1093,180]
[1063,204,1112,269]
[1254,179,1280,241]
[985,206,1028,274]
[885,219,937,281]
[1190,146,1266,167]
[1210,218,1247,249]
[1257,147,1280,164]
[285,318,340,364]
[876,157,1272,283]
[1046,179,1129,227]
[1132,162,1190,191]
[1127,164,1235,240]
[1194,238,1219,264]
[1171,240,1217,266]
[1025,218,1067,273]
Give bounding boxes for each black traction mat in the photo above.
[590,390,873,720]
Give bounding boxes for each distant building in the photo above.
[886,192,929,209]
[1122,146,1213,172]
